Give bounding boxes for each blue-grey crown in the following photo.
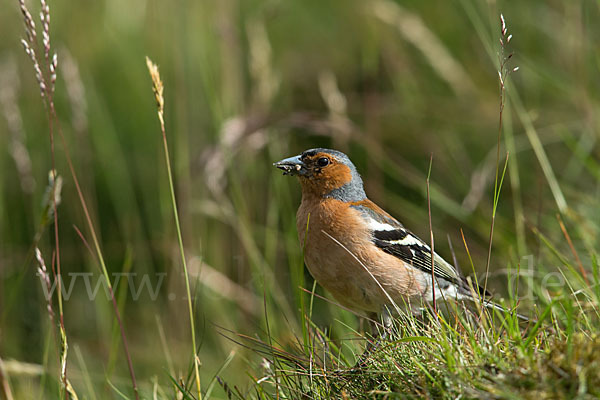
[304,148,367,202]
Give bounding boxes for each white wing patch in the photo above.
[356,203,492,300]
[366,218,397,232]
[387,233,422,247]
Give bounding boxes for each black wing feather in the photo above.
[376,232,490,297]
[350,203,489,297]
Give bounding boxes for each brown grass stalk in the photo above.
[18,0,139,398]
[557,214,589,285]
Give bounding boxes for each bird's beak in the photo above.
[273,155,305,176]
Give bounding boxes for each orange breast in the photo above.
[296,197,425,313]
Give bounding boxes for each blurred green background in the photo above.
[1,0,599,397]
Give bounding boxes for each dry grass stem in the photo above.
[18,1,138,398]
[145,56,203,400]
[371,0,476,95]
[483,13,518,299]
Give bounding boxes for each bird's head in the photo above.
[274,148,366,201]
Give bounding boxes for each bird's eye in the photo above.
[317,157,330,167]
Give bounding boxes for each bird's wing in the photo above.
[350,202,487,296]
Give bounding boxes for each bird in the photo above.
[274,148,521,331]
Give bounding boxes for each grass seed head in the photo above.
[145,56,164,113]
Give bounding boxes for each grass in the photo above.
[1,0,599,398]
[241,245,600,398]
[146,56,202,399]
[241,309,600,399]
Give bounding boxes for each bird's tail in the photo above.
[449,284,530,322]
[480,299,530,321]
[448,279,531,322]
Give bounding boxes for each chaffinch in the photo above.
[274,148,514,327]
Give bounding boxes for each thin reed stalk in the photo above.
[483,14,517,298]
[146,57,203,400]
[426,154,436,313]
[18,0,138,398]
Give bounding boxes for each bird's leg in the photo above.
[370,306,394,344]
[381,306,393,339]
[353,313,378,368]
[354,307,395,368]
[366,311,380,350]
